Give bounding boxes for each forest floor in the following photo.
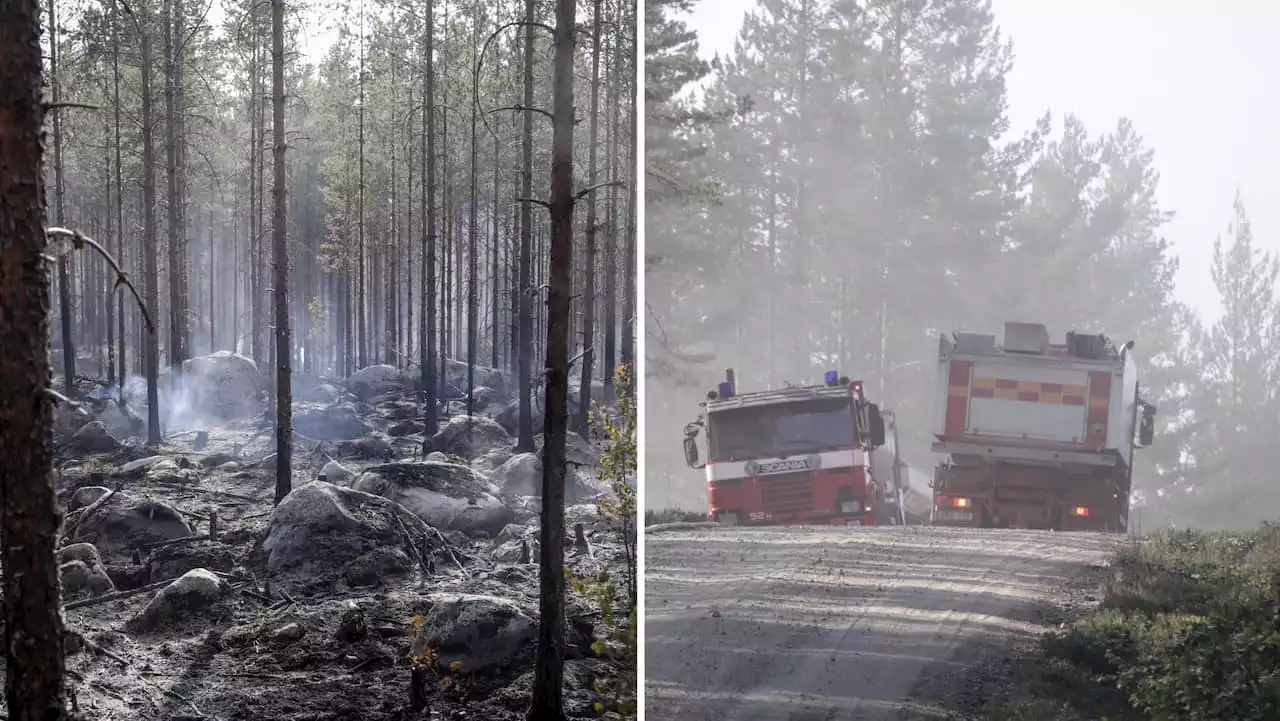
[25,355,631,721]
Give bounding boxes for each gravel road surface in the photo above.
[645,525,1117,720]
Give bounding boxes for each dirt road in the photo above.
[645,525,1116,720]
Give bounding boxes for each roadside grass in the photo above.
[1007,524,1280,721]
[644,508,706,526]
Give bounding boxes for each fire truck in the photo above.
[929,321,1157,532]
[680,369,894,526]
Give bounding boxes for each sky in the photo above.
[680,0,1280,324]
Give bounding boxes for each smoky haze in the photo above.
[645,0,1280,530]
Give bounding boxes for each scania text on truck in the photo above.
[681,369,895,526]
[929,322,1157,532]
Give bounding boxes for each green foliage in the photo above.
[407,617,472,698]
[643,508,706,526]
[1041,526,1280,720]
[568,364,637,720]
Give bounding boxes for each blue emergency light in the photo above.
[824,370,839,386]
[717,381,734,398]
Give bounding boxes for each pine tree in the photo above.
[1173,196,1280,528]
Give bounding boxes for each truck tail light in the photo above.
[952,497,971,509]
[936,496,971,509]
[1072,506,1090,517]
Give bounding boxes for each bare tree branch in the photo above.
[517,197,553,211]
[43,102,100,113]
[490,104,554,122]
[573,179,624,202]
[46,227,156,333]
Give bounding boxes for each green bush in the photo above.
[1041,524,1280,720]
[568,363,637,720]
[643,508,706,526]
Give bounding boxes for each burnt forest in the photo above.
[0,0,637,717]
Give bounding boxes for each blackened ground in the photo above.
[19,365,630,721]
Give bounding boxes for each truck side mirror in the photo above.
[682,436,702,468]
[1138,401,1156,447]
[868,403,886,447]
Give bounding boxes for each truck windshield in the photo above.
[707,396,855,463]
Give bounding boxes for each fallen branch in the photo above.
[140,534,210,551]
[70,630,129,666]
[64,577,173,611]
[243,452,277,469]
[46,227,155,333]
[390,512,434,582]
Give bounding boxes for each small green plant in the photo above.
[407,616,471,705]
[570,363,638,719]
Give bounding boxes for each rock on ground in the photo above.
[299,383,341,404]
[425,415,512,460]
[294,404,371,441]
[352,462,514,537]
[410,593,535,672]
[319,460,353,484]
[347,364,414,399]
[72,494,194,556]
[182,351,262,420]
[471,447,514,477]
[95,399,145,439]
[492,452,591,501]
[125,568,228,634]
[58,543,115,599]
[444,359,507,395]
[535,431,598,468]
[256,481,449,593]
[70,421,121,454]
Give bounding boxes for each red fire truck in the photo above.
[681,369,892,526]
[929,322,1157,532]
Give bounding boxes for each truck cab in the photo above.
[682,369,888,526]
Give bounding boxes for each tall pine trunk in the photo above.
[515,0,536,452]
[619,35,635,377]
[467,12,482,417]
[575,0,602,433]
[532,0,576,714]
[0,2,72,717]
[272,0,291,504]
[421,0,438,435]
[49,0,75,398]
[113,0,127,390]
[141,1,162,444]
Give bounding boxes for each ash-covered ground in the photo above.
[34,351,633,721]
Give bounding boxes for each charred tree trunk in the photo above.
[515,0,536,452]
[619,48,635,379]
[490,131,500,371]
[248,19,260,364]
[575,0,602,434]
[272,0,291,504]
[49,0,75,399]
[602,18,621,395]
[421,0,438,435]
[466,15,480,418]
[164,0,183,376]
[531,0,576,715]
[141,1,162,444]
[357,2,368,370]
[109,0,125,389]
[0,3,72,718]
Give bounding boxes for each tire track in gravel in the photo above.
[644,525,1116,721]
